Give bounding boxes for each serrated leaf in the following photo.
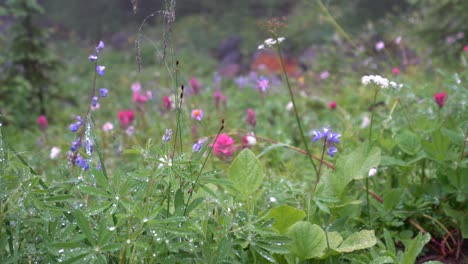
[336,230,376,253]
[396,130,421,155]
[286,221,326,261]
[267,205,306,234]
[228,149,264,200]
[74,210,95,246]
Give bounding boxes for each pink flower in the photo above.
[375,41,385,51]
[191,109,203,121]
[329,101,337,109]
[118,110,135,129]
[257,77,269,92]
[133,92,148,105]
[131,82,141,93]
[463,45,468,52]
[433,92,446,108]
[245,108,256,128]
[189,76,201,94]
[213,90,227,110]
[211,133,236,158]
[37,115,48,132]
[102,122,114,132]
[162,96,173,110]
[242,133,256,149]
[319,71,330,80]
[392,67,400,76]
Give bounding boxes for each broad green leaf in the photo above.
[286,221,326,261]
[336,230,377,253]
[227,149,264,200]
[422,130,451,161]
[332,142,381,195]
[267,205,306,234]
[401,233,431,264]
[74,210,96,246]
[326,231,343,250]
[370,256,395,264]
[396,130,421,155]
[212,237,231,264]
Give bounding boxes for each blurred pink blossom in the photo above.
[211,133,236,158]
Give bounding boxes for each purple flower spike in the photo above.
[75,155,89,170]
[89,55,98,61]
[91,96,99,107]
[312,130,322,141]
[327,132,341,143]
[327,147,338,157]
[99,88,108,97]
[71,139,81,151]
[69,122,81,133]
[96,65,106,76]
[96,41,105,53]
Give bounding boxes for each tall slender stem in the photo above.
[366,89,378,228]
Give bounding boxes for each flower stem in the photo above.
[366,89,378,229]
[275,41,319,178]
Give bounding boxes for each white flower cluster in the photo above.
[361,75,402,89]
[258,37,285,50]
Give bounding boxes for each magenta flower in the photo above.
[434,92,447,108]
[392,67,400,76]
[257,76,269,92]
[118,110,135,129]
[329,101,337,109]
[245,108,256,128]
[189,76,202,94]
[211,133,236,158]
[162,96,173,111]
[37,115,48,132]
[191,109,204,121]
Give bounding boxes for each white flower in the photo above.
[50,147,61,159]
[361,75,401,89]
[395,36,402,45]
[286,101,294,111]
[258,44,265,50]
[264,38,276,46]
[158,155,172,169]
[360,116,371,129]
[258,37,286,49]
[277,37,285,43]
[375,41,385,51]
[244,134,257,146]
[368,167,378,177]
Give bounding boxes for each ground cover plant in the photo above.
[1,0,467,263]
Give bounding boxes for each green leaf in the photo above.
[332,142,381,195]
[267,205,306,234]
[396,130,421,155]
[422,130,451,161]
[336,230,377,253]
[79,185,111,198]
[74,210,96,246]
[401,233,431,264]
[286,221,326,261]
[369,256,395,264]
[227,149,264,200]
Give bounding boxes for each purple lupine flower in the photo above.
[69,122,81,132]
[91,96,99,107]
[235,75,249,89]
[327,132,341,143]
[99,88,108,97]
[71,138,81,151]
[327,147,338,157]
[162,128,173,143]
[192,138,208,152]
[75,155,89,170]
[96,41,105,53]
[89,55,98,61]
[96,65,106,76]
[312,127,341,157]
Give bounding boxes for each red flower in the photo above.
[329,101,337,109]
[245,108,256,128]
[211,133,236,158]
[392,67,400,76]
[118,110,135,129]
[36,115,48,132]
[463,45,468,52]
[162,96,173,110]
[433,92,446,108]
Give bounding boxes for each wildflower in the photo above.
[395,36,402,45]
[361,75,401,89]
[245,108,256,128]
[50,146,61,159]
[37,115,48,132]
[70,138,81,151]
[257,76,269,92]
[375,41,385,51]
[162,128,173,143]
[131,82,141,93]
[320,71,330,80]
[213,90,227,110]
[192,138,208,152]
[286,101,293,111]
[69,116,82,132]
[118,110,135,129]
[96,41,105,53]
[96,65,106,76]
[91,96,99,107]
[368,167,378,177]
[89,55,98,61]
[162,96,173,111]
[102,122,114,132]
[360,116,371,129]
[234,75,249,89]
[214,72,221,89]
[312,127,341,157]
[329,101,337,109]
[75,154,89,170]
[91,103,100,111]
[189,76,201,94]
[242,133,257,148]
[158,155,172,169]
[258,37,285,49]
[191,109,203,121]
[133,92,148,105]
[99,88,108,97]
[125,126,135,136]
[392,67,400,76]
[433,92,446,108]
[464,45,468,52]
[211,133,236,158]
